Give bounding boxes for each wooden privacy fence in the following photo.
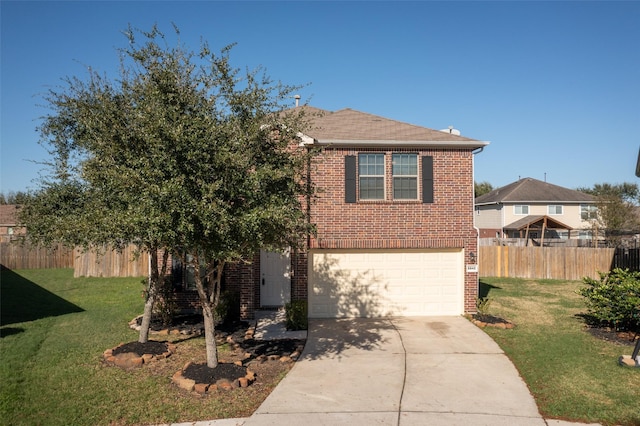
[73,245,150,278]
[479,246,616,280]
[0,242,74,270]
[612,248,640,272]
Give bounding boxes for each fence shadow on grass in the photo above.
[479,279,502,299]
[0,267,84,327]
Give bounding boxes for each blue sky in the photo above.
[2,1,639,194]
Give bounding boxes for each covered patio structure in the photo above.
[503,215,574,246]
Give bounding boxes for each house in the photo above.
[222,107,489,319]
[474,178,597,240]
[0,205,24,242]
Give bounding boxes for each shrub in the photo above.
[578,268,640,331]
[215,290,241,324]
[285,300,308,330]
[476,296,492,315]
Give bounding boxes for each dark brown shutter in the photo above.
[422,156,434,203]
[345,155,356,203]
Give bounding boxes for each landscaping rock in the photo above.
[113,352,143,369]
[618,355,639,368]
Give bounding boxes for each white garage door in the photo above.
[308,249,463,318]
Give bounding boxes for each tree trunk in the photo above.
[138,289,156,343]
[202,302,218,368]
[192,255,226,368]
[138,248,161,343]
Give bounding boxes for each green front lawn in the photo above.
[0,268,277,426]
[479,277,639,426]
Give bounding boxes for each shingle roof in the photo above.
[475,178,594,204]
[0,205,18,225]
[299,107,486,147]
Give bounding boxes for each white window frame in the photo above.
[392,153,418,200]
[514,205,529,215]
[548,205,563,215]
[581,204,598,221]
[358,153,385,200]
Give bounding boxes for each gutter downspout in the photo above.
[471,146,485,313]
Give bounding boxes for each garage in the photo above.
[308,249,464,318]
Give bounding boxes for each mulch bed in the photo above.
[183,362,248,384]
[113,341,169,356]
[586,326,639,346]
[110,316,306,394]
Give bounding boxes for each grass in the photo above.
[0,268,286,426]
[479,277,640,426]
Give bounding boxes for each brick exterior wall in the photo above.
[225,254,260,319]
[228,145,480,318]
[304,147,479,315]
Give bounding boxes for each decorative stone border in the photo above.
[470,318,516,329]
[103,342,177,369]
[172,361,257,394]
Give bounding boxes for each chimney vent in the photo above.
[294,95,301,107]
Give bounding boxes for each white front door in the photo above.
[260,249,291,307]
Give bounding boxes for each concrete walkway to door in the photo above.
[244,316,546,426]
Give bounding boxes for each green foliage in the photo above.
[578,268,640,331]
[474,181,493,198]
[284,300,308,331]
[475,296,492,314]
[143,277,178,326]
[0,191,31,205]
[577,182,640,244]
[20,23,317,361]
[214,290,241,324]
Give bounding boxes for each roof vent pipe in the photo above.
[294,95,301,107]
[439,126,460,136]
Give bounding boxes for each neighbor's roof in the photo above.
[0,205,18,226]
[297,106,489,149]
[475,178,594,205]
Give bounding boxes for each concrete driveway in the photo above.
[245,316,545,426]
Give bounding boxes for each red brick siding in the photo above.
[229,146,480,318]
[304,147,479,314]
[225,254,260,319]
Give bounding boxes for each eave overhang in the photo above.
[300,138,490,149]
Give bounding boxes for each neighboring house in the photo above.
[474,178,597,240]
[220,106,489,319]
[0,205,24,242]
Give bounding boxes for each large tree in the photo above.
[577,182,640,245]
[20,25,315,362]
[474,181,493,198]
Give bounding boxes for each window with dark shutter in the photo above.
[422,156,434,203]
[345,155,356,203]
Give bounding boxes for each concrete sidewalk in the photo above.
[160,315,602,426]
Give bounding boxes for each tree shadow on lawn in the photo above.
[0,267,84,328]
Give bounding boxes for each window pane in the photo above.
[392,154,417,175]
[393,177,417,199]
[548,205,563,215]
[392,154,418,199]
[359,154,384,200]
[359,154,384,176]
[360,177,384,199]
[581,204,597,220]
